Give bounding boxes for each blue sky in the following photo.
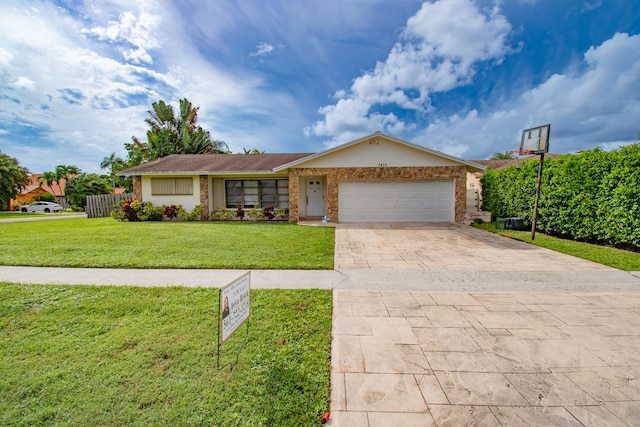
[1,0,639,174]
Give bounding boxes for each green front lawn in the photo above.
[0,284,332,426]
[473,222,640,271]
[0,218,335,269]
[0,212,77,219]
[0,212,48,219]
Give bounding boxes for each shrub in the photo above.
[111,202,126,221]
[481,144,640,249]
[120,199,139,221]
[263,206,275,220]
[212,207,236,221]
[138,203,162,221]
[112,199,161,221]
[249,206,263,221]
[188,204,205,221]
[162,204,180,219]
[275,207,289,221]
[34,192,56,202]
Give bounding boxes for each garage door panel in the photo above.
[339,180,454,223]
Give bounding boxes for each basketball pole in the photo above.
[530,152,544,240]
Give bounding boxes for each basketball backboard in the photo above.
[520,124,550,155]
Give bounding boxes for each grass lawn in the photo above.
[0,283,332,426]
[0,218,334,269]
[0,212,57,219]
[473,222,640,271]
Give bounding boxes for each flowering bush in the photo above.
[121,199,139,221]
[162,204,179,219]
[111,199,162,221]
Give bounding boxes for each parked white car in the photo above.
[20,201,64,213]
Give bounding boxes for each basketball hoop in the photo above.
[520,124,550,155]
[519,124,551,241]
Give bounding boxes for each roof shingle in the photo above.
[118,153,313,175]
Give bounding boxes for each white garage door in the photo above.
[338,180,454,223]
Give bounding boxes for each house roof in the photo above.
[274,132,485,172]
[471,153,562,171]
[117,153,314,176]
[23,174,68,196]
[118,132,488,176]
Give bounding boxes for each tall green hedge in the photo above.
[480,144,640,248]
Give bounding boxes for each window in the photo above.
[151,178,193,195]
[225,180,289,208]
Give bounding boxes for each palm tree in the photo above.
[127,98,229,164]
[38,171,58,195]
[54,165,80,200]
[242,148,265,154]
[489,151,516,160]
[101,152,125,187]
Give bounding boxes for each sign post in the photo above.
[217,272,251,370]
[519,124,551,240]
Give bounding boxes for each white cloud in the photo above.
[581,1,602,13]
[12,76,36,90]
[309,0,515,147]
[83,10,161,64]
[415,32,640,159]
[0,47,13,65]
[403,0,512,64]
[0,0,282,172]
[251,42,275,56]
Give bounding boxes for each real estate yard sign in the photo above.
[220,272,251,343]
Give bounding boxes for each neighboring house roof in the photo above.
[23,174,69,196]
[471,153,562,172]
[118,153,313,176]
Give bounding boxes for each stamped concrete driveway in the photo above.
[329,223,640,426]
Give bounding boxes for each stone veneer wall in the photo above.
[199,175,210,220]
[133,176,142,201]
[288,166,467,222]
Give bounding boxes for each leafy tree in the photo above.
[124,98,229,165]
[0,151,30,210]
[489,150,516,160]
[64,173,111,208]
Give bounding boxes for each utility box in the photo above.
[496,217,524,230]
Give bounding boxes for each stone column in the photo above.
[288,171,299,223]
[199,175,210,221]
[133,176,142,201]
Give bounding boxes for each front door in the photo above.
[306,179,325,217]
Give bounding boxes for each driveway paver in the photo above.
[329,223,640,426]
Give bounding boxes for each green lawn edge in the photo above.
[472,221,640,271]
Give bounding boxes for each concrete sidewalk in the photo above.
[0,266,335,289]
